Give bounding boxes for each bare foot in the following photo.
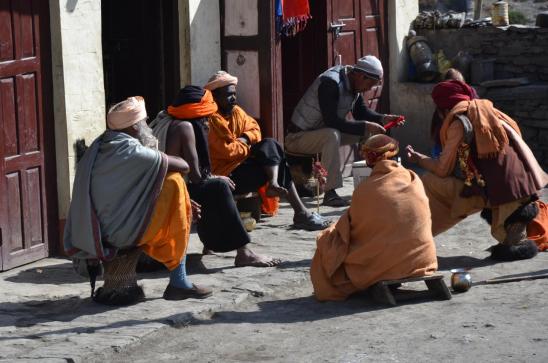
[234,247,282,267]
[265,183,289,198]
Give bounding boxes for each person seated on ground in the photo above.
[310,135,438,301]
[64,96,212,304]
[203,71,330,231]
[150,86,281,267]
[406,79,548,261]
[285,55,404,207]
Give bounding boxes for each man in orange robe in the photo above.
[407,80,548,261]
[310,135,438,301]
[204,71,330,231]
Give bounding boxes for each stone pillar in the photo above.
[49,0,106,222]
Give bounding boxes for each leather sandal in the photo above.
[163,284,213,300]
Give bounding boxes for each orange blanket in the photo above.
[208,106,262,176]
[310,160,438,301]
[138,172,191,271]
[528,200,548,252]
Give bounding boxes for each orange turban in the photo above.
[167,87,218,120]
[204,70,238,91]
[360,134,399,165]
[107,96,147,130]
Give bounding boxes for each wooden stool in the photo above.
[369,274,452,306]
[234,192,261,222]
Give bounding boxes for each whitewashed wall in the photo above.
[186,0,221,87]
[387,0,434,155]
[49,0,106,219]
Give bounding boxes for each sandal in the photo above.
[293,212,332,231]
[322,194,349,207]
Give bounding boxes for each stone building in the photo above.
[0,0,417,270]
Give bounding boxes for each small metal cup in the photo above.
[450,269,472,293]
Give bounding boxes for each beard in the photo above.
[136,123,159,150]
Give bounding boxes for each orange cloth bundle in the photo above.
[527,200,548,252]
[310,160,438,301]
[138,173,191,271]
[258,185,279,216]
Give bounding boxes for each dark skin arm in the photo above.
[165,120,235,189]
[166,121,203,184]
[166,154,189,174]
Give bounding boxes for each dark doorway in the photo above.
[102,0,180,118]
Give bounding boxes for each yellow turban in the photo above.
[107,96,147,130]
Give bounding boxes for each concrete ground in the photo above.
[1,178,547,362]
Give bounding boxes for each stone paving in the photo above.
[1,177,546,362]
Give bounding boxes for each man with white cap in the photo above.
[285,55,403,207]
[64,96,212,305]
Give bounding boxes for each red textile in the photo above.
[431,80,475,110]
[258,185,279,216]
[282,0,310,20]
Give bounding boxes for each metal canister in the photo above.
[406,30,438,82]
[492,1,509,27]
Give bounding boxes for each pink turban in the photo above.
[204,71,238,91]
[107,96,147,130]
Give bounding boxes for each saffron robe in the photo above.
[310,160,438,301]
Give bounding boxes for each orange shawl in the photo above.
[167,90,218,120]
[440,99,521,159]
[310,160,438,301]
[208,106,262,176]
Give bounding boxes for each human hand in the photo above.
[383,114,406,126]
[213,175,236,190]
[190,200,201,222]
[406,145,420,163]
[366,122,386,136]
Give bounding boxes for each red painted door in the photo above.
[0,0,53,270]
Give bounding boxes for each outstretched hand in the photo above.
[406,145,420,163]
[366,122,386,136]
[383,114,406,127]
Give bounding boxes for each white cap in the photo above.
[354,55,383,80]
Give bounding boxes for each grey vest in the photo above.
[291,65,359,131]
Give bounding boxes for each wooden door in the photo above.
[0,0,55,270]
[220,0,283,142]
[327,0,388,112]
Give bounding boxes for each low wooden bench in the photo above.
[369,274,452,306]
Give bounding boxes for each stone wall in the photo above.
[485,85,548,168]
[392,26,548,168]
[418,26,548,82]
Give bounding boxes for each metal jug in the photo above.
[406,30,438,82]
